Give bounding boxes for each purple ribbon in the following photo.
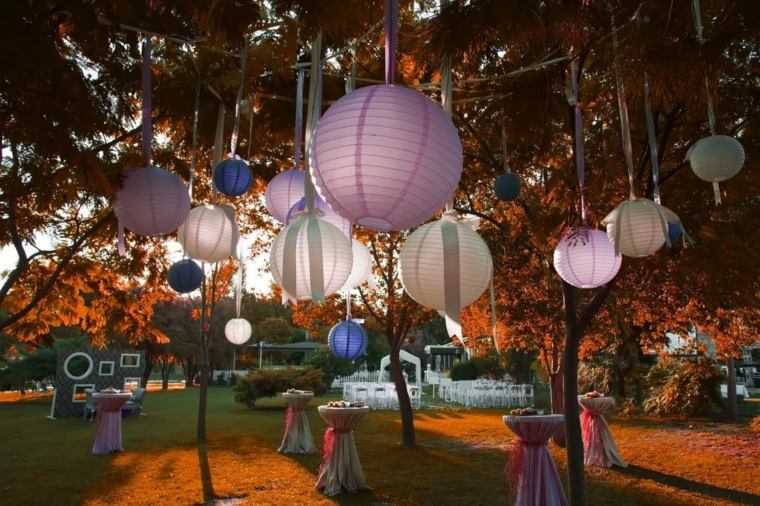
[294,69,305,168]
[142,36,152,166]
[385,0,398,85]
[571,60,587,222]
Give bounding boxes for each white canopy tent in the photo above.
[379,350,422,385]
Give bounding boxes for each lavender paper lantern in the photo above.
[286,195,351,238]
[310,85,463,231]
[688,135,745,183]
[225,318,252,345]
[167,259,203,293]
[213,158,253,196]
[265,168,305,223]
[178,204,239,263]
[553,228,622,289]
[328,320,368,360]
[114,166,190,238]
[602,198,669,258]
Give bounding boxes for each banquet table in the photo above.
[578,396,627,468]
[315,405,370,496]
[278,392,317,454]
[503,414,567,506]
[92,392,132,455]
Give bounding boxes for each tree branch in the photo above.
[575,280,615,337]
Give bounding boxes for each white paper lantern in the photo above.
[346,241,373,289]
[688,135,745,182]
[225,318,252,345]
[310,85,463,231]
[178,204,239,263]
[399,213,492,337]
[553,227,622,289]
[286,194,352,238]
[269,214,353,304]
[265,168,305,223]
[602,198,669,258]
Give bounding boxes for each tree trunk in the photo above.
[389,346,415,447]
[197,339,209,443]
[550,367,566,447]
[159,358,172,390]
[726,357,737,422]
[141,355,156,390]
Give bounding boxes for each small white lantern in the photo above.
[178,204,239,263]
[225,318,252,345]
[553,227,622,289]
[346,241,374,289]
[602,198,669,257]
[265,168,305,223]
[688,135,745,182]
[269,214,353,304]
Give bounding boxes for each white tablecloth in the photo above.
[578,396,626,468]
[278,393,317,454]
[315,406,369,496]
[721,384,750,398]
[92,393,132,455]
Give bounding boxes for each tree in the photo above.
[258,317,294,344]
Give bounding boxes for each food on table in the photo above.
[584,391,603,398]
[327,400,366,408]
[510,407,538,416]
[286,389,313,394]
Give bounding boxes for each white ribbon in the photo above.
[212,102,225,197]
[441,212,462,339]
[303,34,323,213]
[281,213,326,305]
[229,39,247,157]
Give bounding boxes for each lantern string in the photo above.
[345,45,357,94]
[611,17,636,200]
[306,215,326,303]
[246,93,255,162]
[643,77,662,204]
[235,261,243,318]
[345,230,353,320]
[501,117,510,173]
[489,270,499,354]
[570,60,587,223]
[440,40,454,212]
[441,213,462,339]
[229,38,248,157]
[141,35,152,166]
[188,75,201,200]
[281,218,300,306]
[384,0,399,85]
[303,34,323,213]
[294,69,305,168]
[212,102,225,198]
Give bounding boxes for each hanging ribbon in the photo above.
[235,262,243,318]
[188,76,201,200]
[611,18,636,200]
[489,270,499,353]
[570,60,587,222]
[281,217,300,306]
[246,94,255,162]
[280,214,326,305]
[229,39,248,157]
[440,28,455,212]
[307,214,325,303]
[384,0,398,85]
[212,102,225,198]
[294,69,305,168]
[643,77,661,204]
[345,228,353,321]
[303,34,323,213]
[441,212,462,339]
[501,117,510,173]
[345,46,358,94]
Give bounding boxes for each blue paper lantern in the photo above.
[328,321,368,361]
[667,222,683,245]
[167,259,203,293]
[213,159,253,196]
[494,172,520,201]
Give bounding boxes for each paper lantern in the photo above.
[213,159,253,196]
[688,135,745,182]
[225,318,252,345]
[310,84,463,231]
[553,228,622,289]
[265,168,305,223]
[494,172,520,201]
[668,222,683,244]
[269,213,353,304]
[602,198,669,257]
[399,213,492,337]
[178,204,239,263]
[114,166,190,237]
[167,259,203,293]
[346,241,373,289]
[286,195,351,238]
[328,320,368,360]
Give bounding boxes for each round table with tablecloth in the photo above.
[578,396,627,468]
[92,392,132,455]
[315,405,370,496]
[278,392,317,454]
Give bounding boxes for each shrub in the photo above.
[643,357,723,417]
[233,366,326,408]
[750,416,760,433]
[578,361,614,394]
[450,355,506,381]
[304,348,354,387]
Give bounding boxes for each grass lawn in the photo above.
[0,387,758,506]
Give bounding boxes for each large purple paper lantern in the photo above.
[328,320,368,360]
[114,166,190,240]
[553,227,622,289]
[265,168,305,223]
[286,195,351,238]
[310,85,463,231]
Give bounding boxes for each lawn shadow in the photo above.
[613,464,760,505]
[198,444,216,505]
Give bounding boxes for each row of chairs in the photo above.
[343,382,422,410]
[438,380,534,408]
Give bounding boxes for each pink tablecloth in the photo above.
[578,396,627,468]
[315,406,370,496]
[503,415,567,506]
[92,393,132,455]
[278,393,317,454]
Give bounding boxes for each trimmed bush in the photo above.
[450,355,506,381]
[643,357,723,417]
[233,366,326,408]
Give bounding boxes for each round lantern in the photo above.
[494,172,520,201]
[602,198,669,258]
[269,213,353,304]
[167,259,203,293]
[114,166,190,237]
[688,135,745,182]
[178,204,239,263]
[225,318,252,345]
[286,195,351,238]
[213,158,253,196]
[310,84,463,231]
[658,204,683,245]
[399,213,492,337]
[553,227,622,289]
[265,168,305,223]
[328,320,368,360]
[346,241,373,289]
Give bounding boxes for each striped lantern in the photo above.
[310,85,463,231]
[225,318,252,345]
[178,204,239,263]
[346,241,374,289]
[602,198,669,258]
[328,320,368,360]
[269,213,353,304]
[688,135,745,183]
[265,168,305,223]
[286,194,351,238]
[213,158,253,196]
[553,227,622,289]
[399,212,492,338]
[167,259,203,293]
